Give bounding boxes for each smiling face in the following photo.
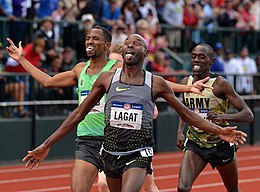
[191,45,214,77]
[85,28,110,59]
[122,34,148,66]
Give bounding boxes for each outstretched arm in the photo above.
[22,72,110,168]
[153,76,247,145]
[166,76,212,95]
[6,38,79,88]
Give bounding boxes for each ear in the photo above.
[143,48,149,57]
[209,57,215,67]
[104,42,111,51]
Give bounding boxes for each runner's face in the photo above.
[122,35,148,66]
[191,46,213,76]
[85,29,107,58]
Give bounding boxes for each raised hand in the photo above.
[218,126,247,146]
[6,38,24,61]
[191,76,213,96]
[22,144,51,169]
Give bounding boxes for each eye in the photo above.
[134,42,141,46]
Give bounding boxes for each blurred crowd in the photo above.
[0,0,260,117]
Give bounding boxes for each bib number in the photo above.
[80,90,105,113]
[140,148,153,157]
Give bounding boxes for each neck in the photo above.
[193,71,211,81]
[89,55,109,69]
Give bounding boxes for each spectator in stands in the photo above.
[137,0,159,23]
[41,53,65,102]
[101,0,121,30]
[111,20,128,45]
[0,0,15,19]
[254,53,260,95]
[74,14,95,62]
[162,0,184,49]
[121,0,142,34]
[33,17,57,65]
[183,0,200,50]
[76,0,103,22]
[236,46,257,95]
[222,48,243,89]
[62,0,78,22]
[250,0,260,30]
[151,51,188,83]
[61,47,76,101]
[217,0,238,27]
[36,0,59,19]
[23,38,46,69]
[5,57,28,117]
[10,0,31,44]
[51,0,67,47]
[136,19,168,68]
[5,38,45,117]
[155,0,167,23]
[210,42,224,73]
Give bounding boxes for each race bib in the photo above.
[80,90,105,113]
[192,108,210,132]
[110,101,143,130]
[140,148,153,157]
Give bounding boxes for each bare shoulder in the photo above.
[110,60,123,71]
[73,62,86,75]
[153,75,172,93]
[214,76,231,87]
[181,76,189,85]
[212,76,233,97]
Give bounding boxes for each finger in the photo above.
[6,38,15,46]
[18,41,22,49]
[25,160,32,168]
[201,76,210,82]
[22,154,32,162]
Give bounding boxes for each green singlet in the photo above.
[77,59,117,137]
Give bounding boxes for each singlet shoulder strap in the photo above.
[144,70,152,88]
[112,68,122,83]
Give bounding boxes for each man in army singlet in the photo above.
[176,44,254,192]
[13,34,248,191]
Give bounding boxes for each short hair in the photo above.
[92,25,112,43]
[198,44,214,58]
[109,43,123,55]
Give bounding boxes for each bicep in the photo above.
[217,79,247,111]
[47,71,78,87]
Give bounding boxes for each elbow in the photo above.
[248,112,254,123]
[43,81,55,88]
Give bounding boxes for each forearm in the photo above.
[182,109,221,135]
[18,57,51,86]
[223,110,254,123]
[166,80,191,93]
